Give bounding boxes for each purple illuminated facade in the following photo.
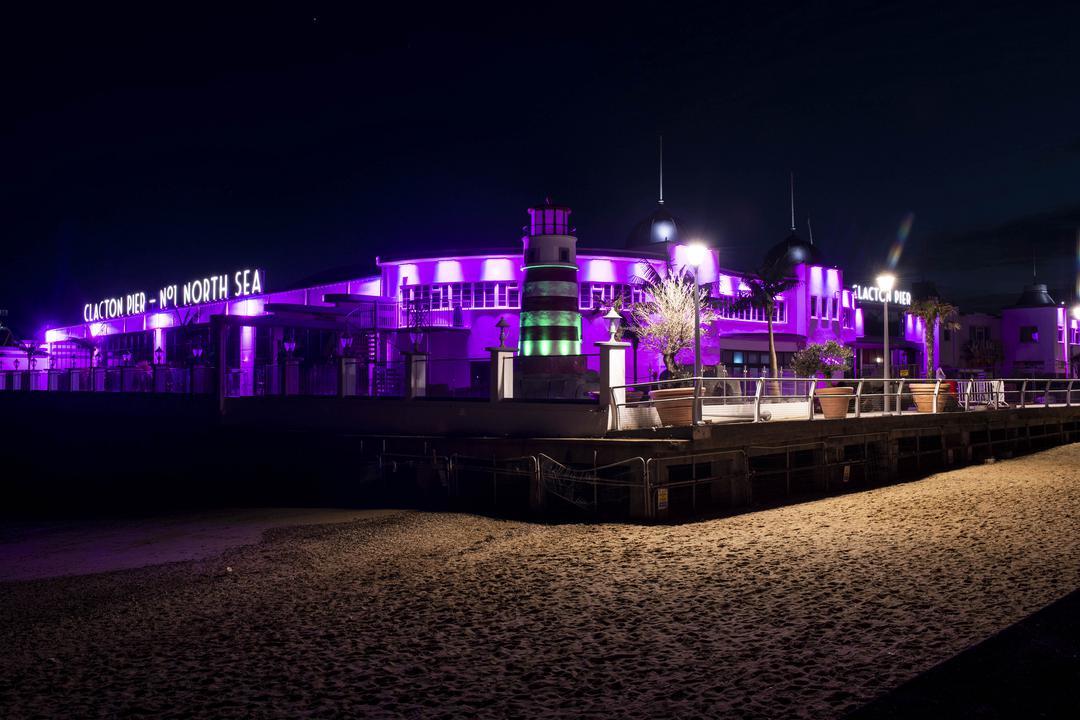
[18,201,892,393]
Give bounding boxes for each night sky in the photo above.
[4,2,1080,335]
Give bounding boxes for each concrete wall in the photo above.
[222,396,609,437]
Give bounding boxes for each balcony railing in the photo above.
[609,376,1080,430]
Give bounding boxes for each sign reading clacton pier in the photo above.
[850,283,911,306]
[83,268,264,322]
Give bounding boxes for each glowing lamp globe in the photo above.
[685,242,709,268]
[875,272,896,294]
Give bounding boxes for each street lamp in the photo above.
[603,306,622,343]
[876,272,897,413]
[686,242,709,425]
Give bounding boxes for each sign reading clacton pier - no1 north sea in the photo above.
[850,283,912,306]
[83,268,264,322]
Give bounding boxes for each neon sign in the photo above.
[851,283,911,306]
[83,268,264,322]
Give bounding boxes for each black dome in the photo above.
[763,231,823,273]
[627,203,680,247]
[1013,283,1056,308]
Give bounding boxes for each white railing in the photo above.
[609,377,1079,430]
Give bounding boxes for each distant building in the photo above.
[938,312,1002,376]
[1001,283,1078,377]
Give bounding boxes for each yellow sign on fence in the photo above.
[657,487,669,511]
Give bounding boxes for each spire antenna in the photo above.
[807,216,815,245]
[658,135,664,205]
[789,171,796,232]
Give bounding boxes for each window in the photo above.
[1020,326,1038,343]
[578,283,642,310]
[402,282,519,315]
[559,247,570,263]
[969,325,990,342]
[943,328,951,341]
[810,296,819,318]
[526,248,538,264]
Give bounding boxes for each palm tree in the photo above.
[628,261,716,379]
[727,267,800,389]
[909,297,960,379]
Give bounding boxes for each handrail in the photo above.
[605,375,1080,430]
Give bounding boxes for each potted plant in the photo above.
[908,297,960,412]
[629,262,716,425]
[791,340,854,419]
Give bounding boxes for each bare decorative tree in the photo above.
[629,263,716,378]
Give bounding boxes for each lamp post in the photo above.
[686,242,709,425]
[876,272,896,413]
[603,306,622,343]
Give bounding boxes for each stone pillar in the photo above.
[283,359,300,395]
[239,325,255,396]
[405,352,428,399]
[596,340,631,431]
[485,346,516,401]
[339,357,358,397]
[212,317,228,414]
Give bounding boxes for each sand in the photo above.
[2,444,1080,719]
[0,508,397,582]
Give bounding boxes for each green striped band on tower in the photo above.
[520,264,580,356]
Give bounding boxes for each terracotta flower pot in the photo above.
[816,386,853,419]
[911,382,954,410]
[649,386,695,426]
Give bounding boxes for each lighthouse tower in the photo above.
[519,201,581,356]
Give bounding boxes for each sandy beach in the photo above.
[2,444,1080,718]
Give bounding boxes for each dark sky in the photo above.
[3,1,1080,334]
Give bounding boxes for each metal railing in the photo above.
[609,377,1079,430]
[0,367,216,394]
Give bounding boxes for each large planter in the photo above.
[910,382,948,413]
[816,386,853,419]
[650,386,695,426]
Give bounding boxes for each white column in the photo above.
[240,326,255,396]
[486,346,516,401]
[284,359,300,395]
[597,340,631,430]
[405,352,428,399]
